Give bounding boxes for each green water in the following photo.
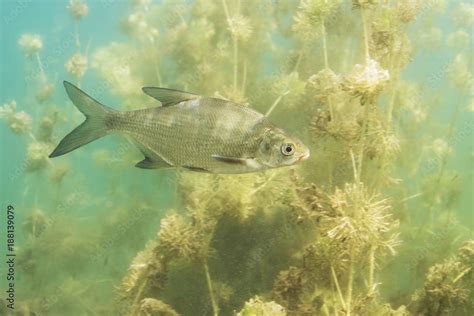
[0,0,472,315]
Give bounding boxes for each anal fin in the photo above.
[136,157,172,169]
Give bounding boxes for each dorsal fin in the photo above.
[142,87,199,106]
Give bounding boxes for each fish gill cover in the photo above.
[0,0,473,315]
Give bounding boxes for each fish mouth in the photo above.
[297,149,310,162]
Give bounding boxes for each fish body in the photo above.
[49,81,310,174]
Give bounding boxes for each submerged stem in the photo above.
[204,260,219,316]
[130,277,148,316]
[321,17,335,121]
[241,59,247,95]
[368,245,375,290]
[35,53,46,84]
[292,51,304,73]
[233,36,238,93]
[356,103,370,183]
[331,265,346,310]
[350,148,358,182]
[353,7,372,183]
[265,90,289,117]
[222,0,230,21]
[73,20,81,52]
[346,247,355,316]
[321,19,329,69]
[323,304,331,316]
[156,66,163,87]
[417,92,464,234]
[222,0,239,94]
[360,7,370,60]
[386,33,405,123]
[154,60,163,87]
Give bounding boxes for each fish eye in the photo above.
[281,143,295,156]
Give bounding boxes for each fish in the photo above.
[49,81,310,174]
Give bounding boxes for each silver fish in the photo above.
[49,81,310,173]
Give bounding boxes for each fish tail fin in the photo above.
[49,81,117,158]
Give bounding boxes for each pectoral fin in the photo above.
[182,165,209,172]
[142,87,199,106]
[212,155,260,169]
[212,155,248,165]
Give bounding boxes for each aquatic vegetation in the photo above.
[23,208,48,238]
[293,0,341,40]
[36,113,59,143]
[157,213,206,260]
[277,181,400,314]
[227,14,253,42]
[17,33,43,58]
[446,29,470,50]
[67,0,89,20]
[49,163,70,183]
[35,83,55,104]
[419,27,442,49]
[410,241,473,315]
[430,138,453,159]
[66,0,89,87]
[65,52,88,80]
[0,100,32,135]
[2,0,472,315]
[139,298,179,316]
[237,296,286,316]
[25,141,52,172]
[341,58,390,104]
[451,2,474,28]
[447,53,473,90]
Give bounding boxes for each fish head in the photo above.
[256,126,310,168]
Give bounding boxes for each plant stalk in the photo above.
[222,0,239,94]
[356,103,370,183]
[321,18,329,69]
[368,244,375,290]
[204,260,219,316]
[346,247,355,316]
[233,35,238,93]
[73,20,80,52]
[265,90,289,117]
[360,7,370,60]
[241,59,247,95]
[154,60,163,87]
[417,92,464,234]
[130,278,148,316]
[350,148,358,182]
[331,265,346,310]
[321,17,335,121]
[35,53,46,84]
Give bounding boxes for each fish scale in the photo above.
[111,98,265,171]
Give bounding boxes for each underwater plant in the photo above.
[18,32,55,103]
[65,0,89,85]
[237,295,286,316]
[410,241,473,315]
[0,100,32,135]
[18,33,43,59]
